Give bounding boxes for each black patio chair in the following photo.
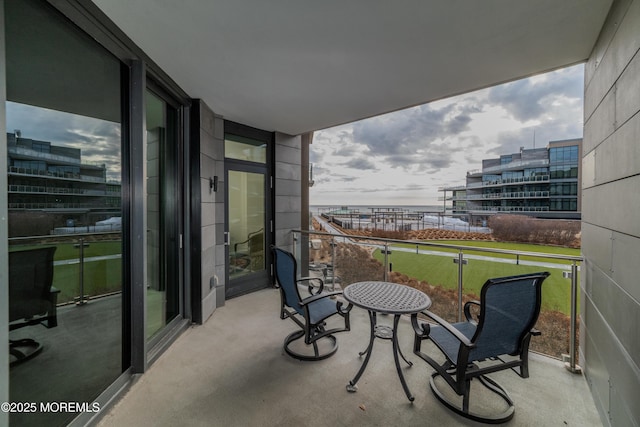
[272,246,352,361]
[411,272,550,423]
[9,246,60,366]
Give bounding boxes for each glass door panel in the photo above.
[229,171,265,278]
[145,90,180,340]
[5,1,123,425]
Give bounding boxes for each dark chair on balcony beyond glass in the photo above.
[233,228,264,272]
[9,247,60,367]
[411,272,550,424]
[272,246,352,361]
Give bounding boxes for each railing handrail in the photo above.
[293,229,582,262]
[8,231,121,243]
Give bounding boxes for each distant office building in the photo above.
[7,132,121,236]
[440,138,582,220]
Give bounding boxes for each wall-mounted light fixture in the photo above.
[209,176,218,193]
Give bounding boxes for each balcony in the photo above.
[482,159,550,174]
[466,175,551,189]
[8,228,601,426]
[463,191,551,201]
[96,287,601,426]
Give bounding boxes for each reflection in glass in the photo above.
[145,90,180,340]
[6,1,123,426]
[225,135,267,163]
[229,171,265,278]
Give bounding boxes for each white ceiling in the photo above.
[94,0,612,135]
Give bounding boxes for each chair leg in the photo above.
[429,372,515,424]
[283,330,338,361]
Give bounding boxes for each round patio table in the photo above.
[343,281,431,402]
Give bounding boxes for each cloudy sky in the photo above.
[7,101,122,181]
[310,64,584,207]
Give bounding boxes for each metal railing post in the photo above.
[292,231,298,257]
[331,236,336,278]
[74,238,90,305]
[453,250,467,322]
[567,261,582,373]
[383,243,390,281]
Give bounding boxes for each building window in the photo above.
[550,145,579,163]
[550,165,578,179]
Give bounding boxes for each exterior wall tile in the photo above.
[274,133,301,248]
[582,175,640,237]
[615,50,640,126]
[200,152,216,179]
[586,113,640,188]
[583,88,616,154]
[582,1,640,425]
[275,163,301,181]
[584,0,638,119]
[200,128,216,159]
[201,200,215,227]
[198,101,225,317]
[275,179,302,197]
[201,223,216,251]
[200,103,215,137]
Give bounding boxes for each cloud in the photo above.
[342,157,376,170]
[7,101,122,179]
[311,64,585,206]
[487,66,583,123]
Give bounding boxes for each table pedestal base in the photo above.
[346,311,415,402]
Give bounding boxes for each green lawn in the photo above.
[374,240,581,314]
[10,241,123,303]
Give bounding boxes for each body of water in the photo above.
[311,205,444,214]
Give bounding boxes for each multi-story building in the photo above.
[7,131,121,236]
[441,138,582,220]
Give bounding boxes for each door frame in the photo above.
[224,121,274,299]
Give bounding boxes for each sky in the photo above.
[310,64,585,207]
[7,101,122,181]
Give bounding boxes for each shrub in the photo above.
[489,215,580,247]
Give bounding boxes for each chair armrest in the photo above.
[463,300,481,322]
[297,276,324,295]
[299,291,343,306]
[412,310,474,348]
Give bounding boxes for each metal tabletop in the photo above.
[343,281,431,315]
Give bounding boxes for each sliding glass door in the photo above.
[145,88,182,342]
[5,1,123,425]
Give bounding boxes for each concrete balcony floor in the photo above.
[98,288,602,427]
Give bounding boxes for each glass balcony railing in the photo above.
[9,232,123,306]
[292,229,582,373]
[465,174,551,189]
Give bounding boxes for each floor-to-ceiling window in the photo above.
[5,1,124,425]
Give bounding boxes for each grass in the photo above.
[10,241,123,303]
[374,240,580,314]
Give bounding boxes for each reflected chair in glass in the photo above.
[411,272,550,423]
[233,228,264,272]
[9,247,60,366]
[272,246,352,361]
